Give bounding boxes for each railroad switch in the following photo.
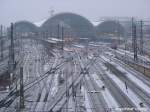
[81,68,89,74]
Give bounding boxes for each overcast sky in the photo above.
[0,0,150,26]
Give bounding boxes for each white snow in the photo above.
[106,70,149,109]
[50,74,59,97]
[49,38,63,42]
[44,63,50,72]
[73,44,85,48]
[117,49,150,66]
[91,73,119,111]
[64,47,74,52]
[89,43,101,47]
[88,54,93,59]
[91,21,102,26]
[101,55,110,62]
[34,18,47,27]
[115,64,150,95]
[101,55,150,109]
[103,54,150,95]
[46,39,58,44]
[35,102,45,111]
[67,95,75,111]
[81,86,93,112]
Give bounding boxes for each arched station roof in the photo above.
[41,12,96,39]
[14,21,38,33]
[96,20,126,37]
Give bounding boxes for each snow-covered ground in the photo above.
[101,54,150,95]
[50,74,59,97]
[100,55,150,111]
[115,64,150,95]
[91,73,119,111]
[81,86,93,112]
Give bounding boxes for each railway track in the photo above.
[99,56,150,108]
[84,74,108,112]
[110,55,150,88]
[25,42,59,111]
[75,51,108,112]
[93,61,137,112]
[0,40,67,111]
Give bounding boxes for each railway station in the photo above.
[0,0,150,112]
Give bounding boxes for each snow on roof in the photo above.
[89,43,101,47]
[91,21,102,26]
[46,40,57,44]
[34,18,102,27]
[34,18,47,27]
[50,38,63,42]
[73,44,85,48]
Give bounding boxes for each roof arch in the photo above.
[14,21,38,33]
[41,12,96,39]
[96,20,126,38]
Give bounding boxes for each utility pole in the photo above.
[0,25,2,37]
[132,18,138,61]
[57,24,60,39]
[7,23,16,90]
[8,23,15,75]
[140,20,143,54]
[124,39,127,70]
[61,26,64,51]
[1,39,3,60]
[0,25,3,60]
[11,23,15,69]
[86,38,89,57]
[19,67,24,109]
[116,21,120,45]
[65,70,69,112]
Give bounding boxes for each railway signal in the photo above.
[0,25,3,60]
[132,18,138,61]
[140,20,143,54]
[19,67,24,109]
[8,23,15,73]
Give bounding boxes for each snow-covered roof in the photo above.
[91,21,101,26]
[34,18,102,27]
[46,39,57,44]
[34,18,47,27]
[48,37,63,42]
[73,44,85,48]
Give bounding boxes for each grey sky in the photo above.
[0,0,150,26]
